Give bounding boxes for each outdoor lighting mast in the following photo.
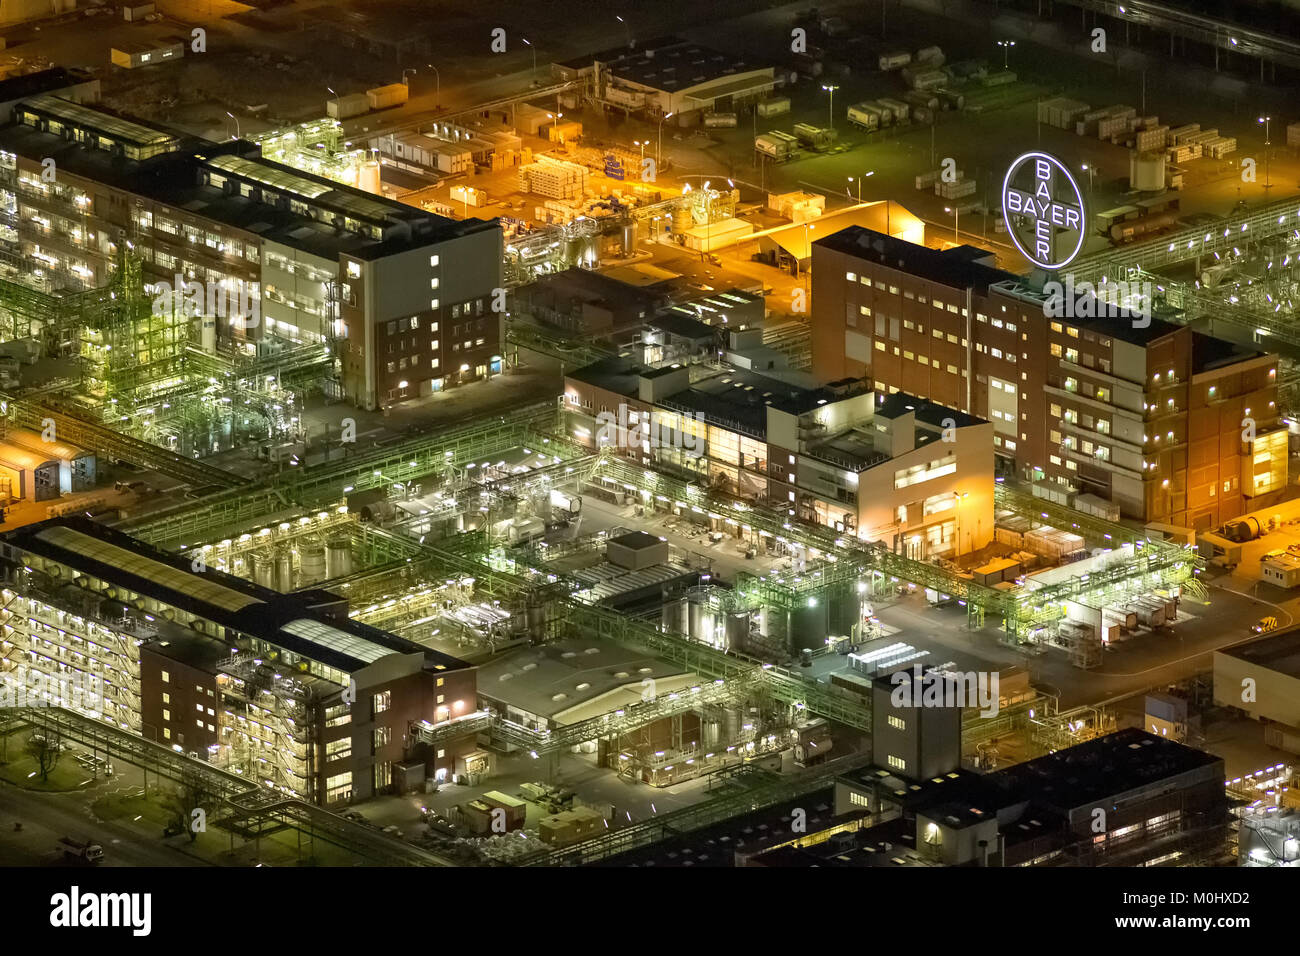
[997,39,1015,70]
[821,84,839,129]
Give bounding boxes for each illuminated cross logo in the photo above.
[1001,151,1086,270]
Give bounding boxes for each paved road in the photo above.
[0,780,199,868]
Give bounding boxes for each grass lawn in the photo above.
[0,751,95,792]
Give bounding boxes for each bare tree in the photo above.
[164,779,214,843]
[25,730,62,782]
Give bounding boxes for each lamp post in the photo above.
[996,39,1015,70]
[616,14,631,47]
[821,83,839,129]
[1081,163,1095,194]
[634,140,645,162]
[945,205,959,243]
[425,64,440,107]
[225,110,241,140]
[848,170,874,202]
[327,86,338,117]
[522,38,536,80]
[1259,115,1272,189]
[657,111,674,167]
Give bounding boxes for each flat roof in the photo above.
[7,517,468,675]
[0,102,496,262]
[1219,627,1300,678]
[816,226,1016,290]
[877,391,982,429]
[566,38,770,95]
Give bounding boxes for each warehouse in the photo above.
[1215,629,1300,753]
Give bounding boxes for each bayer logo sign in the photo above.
[1001,151,1087,270]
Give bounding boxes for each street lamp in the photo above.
[821,84,839,129]
[945,205,959,243]
[657,111,674,167]
[1081,163,1095,194]
[848,170,874,202]
[225,110,241,140]
[425,64,441,107]
[327,86,338,117]
[522,37,536,80]
[634,140,645,162]
[616,14,632,47]
[1259,115,1272,189]
[996,39,1015,70]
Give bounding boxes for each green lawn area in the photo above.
[0,751,95,792]
[92,792,172,827]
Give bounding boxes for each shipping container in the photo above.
[878,97,910,123]
[704,112,738,128]
[914,45,944,66]
[367,83,409,111]
[935,88,965,111]
[846,103,882,130]
[755,130,799,161]
[879,50,912,71]
[327,92,371,119]
[757,97,791,117]
[792,123,837,149]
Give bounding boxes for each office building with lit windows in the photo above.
[811,226,1285,526]
[0,517,478,805]
[0,92,502,410]
[564,355,993,557]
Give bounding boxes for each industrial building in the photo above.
[555,38,776,123]
[1214,629,1300,755]
[565,349,994,556]
[0,516,480,804]
[0,91,503,410]
[811,226,1285,527]
[750,729,1229,867]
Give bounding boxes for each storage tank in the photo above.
[1227,517,1262,542]
[326,537,353,579]
[275,549,294,592]
[1129,151,1166,192]
[620,219,638,256]
[671,207,693,233]
[300,544,327,586]
[200,316,217,352]
[358,159,382,195]
[686,591,719,646]
[252,550,275,590]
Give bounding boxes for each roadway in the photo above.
[0,779,195,867]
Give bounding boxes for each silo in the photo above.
[687,591,717,646]
[275,548,294,592]
[358,159,382,194]
[252,550,275,590]
[1128,151,1166,192]
[326,538,353,579]
[300,544,327,586]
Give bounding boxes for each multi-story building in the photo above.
[0,517,479,805]
[564,354,993,557]
[811,226,1285,527]
[0,92,503,409]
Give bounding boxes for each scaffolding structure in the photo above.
[215,653,317,801]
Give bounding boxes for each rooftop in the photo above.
[4,517,468,675]
[563,38,770,94]
[1219,626,1300,678]
[0,99,495,261]
[994,727,1222,812]
[815,226,1016,292]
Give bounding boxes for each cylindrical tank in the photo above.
[621,219,637,256]
[252,550,275,590]
[687,591,717,646]
[720,707,742,742]
[1228,517,1262,542]
[275,548,294,592]
[526,601,548,641]
[359,159,382,194]
[200,316,217,353]
[1129,151,1166,192]
[671,206,693,233]
[300,544,327,586]
[326,538,353,579]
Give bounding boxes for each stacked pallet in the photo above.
[936,177,977,199]
[915,167,961,190]
[1097,106,1137,140]
[517,156,585,199]
[1037,96,1091,129]
[1134,124,1169,152]
[1204,136,1237,158]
